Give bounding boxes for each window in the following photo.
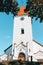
[21,28,24,34]
[20,17,24,20]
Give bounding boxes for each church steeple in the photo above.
[17,5,28,15]
[12,0,32,60]
[12,13,32,60]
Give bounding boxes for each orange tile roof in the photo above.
[17,6,28,15]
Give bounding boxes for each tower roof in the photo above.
[17,6,28,16]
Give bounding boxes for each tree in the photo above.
[24,0,43,22]
[0,0,19,15]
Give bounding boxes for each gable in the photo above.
[16,43,26,52]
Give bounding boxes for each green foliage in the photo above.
[0,0,19,15]
[25,0,43,22]
[8,60,43,65]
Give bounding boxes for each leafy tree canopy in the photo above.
[25,0,43,22]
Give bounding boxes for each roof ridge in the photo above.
[33,40,43,47]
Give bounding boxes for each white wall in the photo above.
[31,41,43,61]
[12,15,33,55]
[32,41,43,54]
[12,14,43,61]
[0,54,7,61]
[13,15,32,45]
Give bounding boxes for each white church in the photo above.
[0,6,43,62]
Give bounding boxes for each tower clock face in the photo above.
[20,17,24,20]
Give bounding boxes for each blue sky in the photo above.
[0,0,43,55]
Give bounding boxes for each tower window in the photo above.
[20,17,24,20]
[21,28,24,34]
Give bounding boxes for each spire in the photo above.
[17,5,28,16]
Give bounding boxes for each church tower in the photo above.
[12,6,33,60]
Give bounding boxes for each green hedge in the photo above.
[8,60,43,65]
[0,60,43,65]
